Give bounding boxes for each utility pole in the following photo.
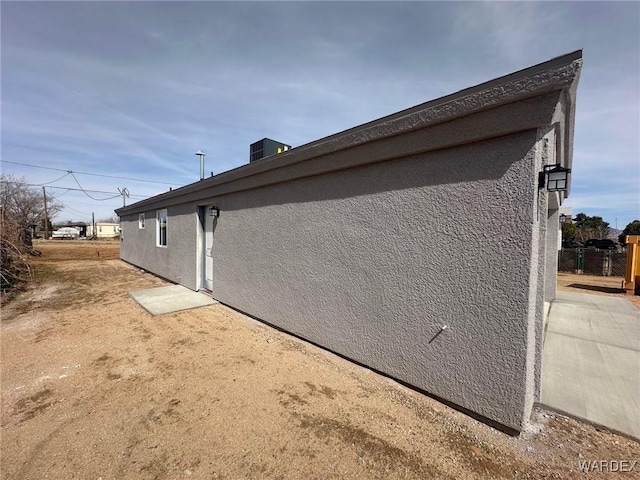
[42,186,49,240]
[92,212,96,239]
[118,187,130,207]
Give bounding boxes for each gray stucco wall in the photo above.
[527,127,555,414]
[117,52,581,432]
[210,131,541,431]
[545,208,560,302]
[120,130,546,431]
[121,203,200,290]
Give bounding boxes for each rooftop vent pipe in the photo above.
[195,150,205,180]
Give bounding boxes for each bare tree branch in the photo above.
[1,174,62,292]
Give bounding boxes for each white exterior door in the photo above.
[204,212,214,291]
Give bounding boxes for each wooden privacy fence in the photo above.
[558,249,627,276]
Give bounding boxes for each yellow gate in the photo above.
[623,235,640,295]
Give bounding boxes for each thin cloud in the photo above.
[1,2,638,225]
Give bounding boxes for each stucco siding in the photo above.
[116,52,582,432]
[121,204,199,290]
[210,131,540,430]
[545,209,560,301]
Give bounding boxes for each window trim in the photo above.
[156,209,167,247]
[139,213,145,229]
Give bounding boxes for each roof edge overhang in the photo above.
[556,59,581,200]
[117,50,582,216]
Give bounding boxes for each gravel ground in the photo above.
[1,241,638,479]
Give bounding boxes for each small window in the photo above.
[139,213,145,229]
[156,209,167,247]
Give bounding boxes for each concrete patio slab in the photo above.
[130,285,218,316]
[542,291,640,439]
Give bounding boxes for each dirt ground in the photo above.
[558,272,640,310]
[1,241,638,479]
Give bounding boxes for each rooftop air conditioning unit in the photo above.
[250,138,291,162]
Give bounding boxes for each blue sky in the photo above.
[2,1,639,229]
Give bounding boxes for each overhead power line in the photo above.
[63,204,92,217]
[2,161,63,173]
[48,189,70,200]
[0,179,149,199]
[2,160,182,186]
[70,172,121,201]
[35,172,71,186]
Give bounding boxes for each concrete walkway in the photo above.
[130,285,218,316]
[542,291,640,439]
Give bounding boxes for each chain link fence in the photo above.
[558,249,627,276]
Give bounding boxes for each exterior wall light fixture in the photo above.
[539,164,571,192]
[208,206,220,218]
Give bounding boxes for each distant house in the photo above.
[116,51,582,433]
[87,222,120,238]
